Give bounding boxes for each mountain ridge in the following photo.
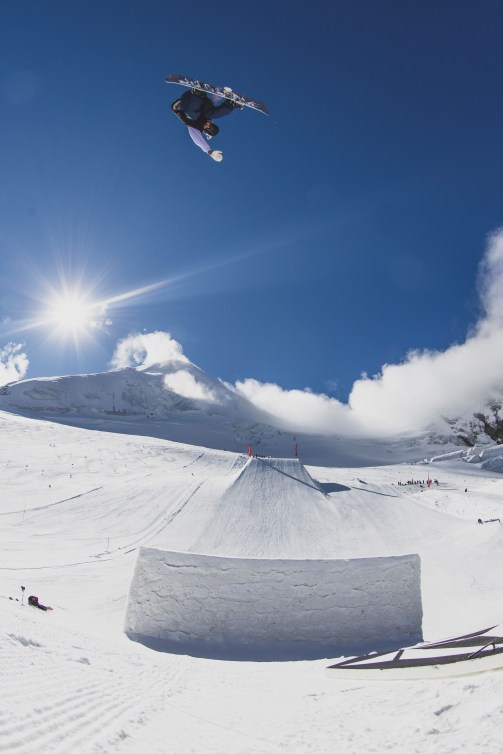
[1,360,502,466]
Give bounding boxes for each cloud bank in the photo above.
[164,370,217,402]
[108,230,503,439]
[0,342,29,386]
[235,229,503,437]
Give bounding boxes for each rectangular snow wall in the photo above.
[124,548,422,658]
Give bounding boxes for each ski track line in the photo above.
[0,641,185,753]
[0,559,108,572]
[95,478,207,556]
[2,470,162,519]
[92,481,203,557]
[182,451,206,468]
[1,478,205,569]
[141,479,206,546]
[0,487,105,517]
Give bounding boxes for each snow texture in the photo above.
[1,405,503,753]
[125,548,422,658]
[431,445,503,473]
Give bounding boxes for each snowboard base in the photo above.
[165,74,269,116]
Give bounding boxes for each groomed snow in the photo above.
[1,408,503,752]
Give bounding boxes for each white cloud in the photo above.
[477,227,503,332]
[0,342,29,386]
[107,230,503,438]
[90,304,112,332]
[235,229,503,438]
[234,378,358,435]
[111,332,217,403]
[164,370,217,402]
[348,332,503,435]
[110,331,188,369]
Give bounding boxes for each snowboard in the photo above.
[164,74,269,116]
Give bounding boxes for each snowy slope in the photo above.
[430,443,503,473]
[1,409,503,753]
[0,362,467,466]
[3,599,503,754]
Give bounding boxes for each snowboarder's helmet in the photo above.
[203,122,219,138]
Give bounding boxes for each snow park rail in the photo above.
[327,625,503,679]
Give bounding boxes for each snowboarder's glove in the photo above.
[209,150,223,162]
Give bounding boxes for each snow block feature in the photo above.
[124,548,423,659]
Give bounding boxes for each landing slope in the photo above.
[150,455,477,562]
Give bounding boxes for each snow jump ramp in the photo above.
[124,458,423,659]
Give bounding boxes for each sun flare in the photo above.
[43,290,100,340]
[49,295,90,330]
[5,268,181,349]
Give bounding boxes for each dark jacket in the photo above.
[28,595,49,611]
[172,91,234,132]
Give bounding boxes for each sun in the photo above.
[43,290,98,339]
[6,267,183,350]
[48,294,90,332]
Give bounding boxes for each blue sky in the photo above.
[2,0,503,402]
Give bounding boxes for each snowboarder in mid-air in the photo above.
[171,87,243,162]
[166,74,268,162]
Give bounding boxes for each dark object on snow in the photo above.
[327,625,503,679]
[478,518,500,524]
[28,595,52,611]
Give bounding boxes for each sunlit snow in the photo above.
[1,376,503,752]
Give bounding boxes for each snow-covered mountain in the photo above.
[445,396,503,447]
[0,358,296,452]
[0,359,478,466]
[0,358,249,417]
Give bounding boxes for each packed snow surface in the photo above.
[125,549,422,657]
[1,408,503,752]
